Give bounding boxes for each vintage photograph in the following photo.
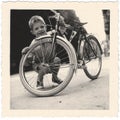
[2,2,118,117]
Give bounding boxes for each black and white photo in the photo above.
[2,2,118,117]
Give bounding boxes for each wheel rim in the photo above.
[20,37,74,96]
[84,38,102,77]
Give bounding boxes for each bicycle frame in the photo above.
[49,11,102,67]
[69,25,102,62]
[48,12,62,58]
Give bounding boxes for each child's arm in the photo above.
[21,46,30,54]
[22,39,36,54]
[21,46,34,66]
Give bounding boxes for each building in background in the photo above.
[102,10,110,57]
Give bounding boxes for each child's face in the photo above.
[31,21,46,37]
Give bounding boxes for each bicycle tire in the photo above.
[83,35,102,80]
[19,35,77,96]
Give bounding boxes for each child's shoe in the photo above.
[52,76,63,84]
[36,81,43,89]
[53,79,63,84]
[52,78,63,87]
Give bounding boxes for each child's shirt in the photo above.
[29,36,55,63]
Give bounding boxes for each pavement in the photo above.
[10,56,109,110]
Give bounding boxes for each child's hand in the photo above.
[22,47,30,54]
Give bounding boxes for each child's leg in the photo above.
[35,64,45,88]
[51,57,63,84]
[36,64,51,88]
[36,70,44,88]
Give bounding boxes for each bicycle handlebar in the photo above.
[49,10,60,21]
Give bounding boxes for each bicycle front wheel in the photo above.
[19,35,77,96]
[83,35,102,80]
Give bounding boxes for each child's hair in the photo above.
[28,15,46,29]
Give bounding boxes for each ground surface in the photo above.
[10,57,109,110]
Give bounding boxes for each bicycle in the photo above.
[19,10,102,96]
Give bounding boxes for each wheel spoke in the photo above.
[20,36,75,96]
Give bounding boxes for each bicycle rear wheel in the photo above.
[83,35,102,80]
[19,35,77,96]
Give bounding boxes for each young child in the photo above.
[22,15,62,89]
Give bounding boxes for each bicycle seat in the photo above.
[74,20,88,26]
